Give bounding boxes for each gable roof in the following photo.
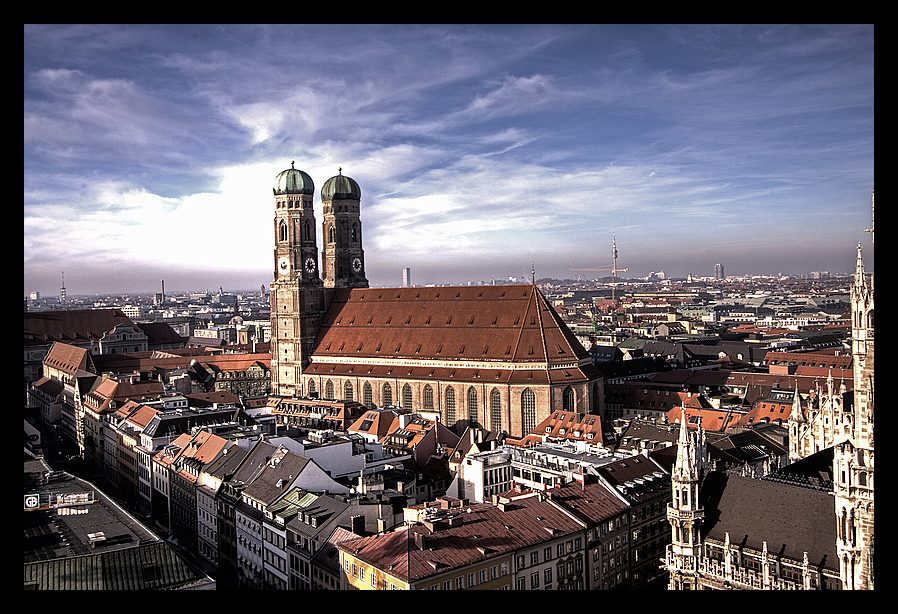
[43,342,96,376]
[310,285,593,370]
[25,309,135,347]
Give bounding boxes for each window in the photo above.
[522,388,536,434]
[490,388,502,432]
[382,383,393,407]
[467,387,479,424]
[563,386,575,411]
[363,382,373,409]
[446,387,456,423]
[403,384,413,409]
[424,384,434,409]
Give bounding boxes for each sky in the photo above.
[24,24,874,296]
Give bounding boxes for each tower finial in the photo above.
[291,160,295,169]
[338,167,342,175]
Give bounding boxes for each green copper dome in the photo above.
[273,162,315,195]
[321,169,361,201]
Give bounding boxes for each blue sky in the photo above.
[24,24,874,296]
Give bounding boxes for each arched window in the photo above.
[308,380,317,397]
[446,386,456,424]
[522,388,536,434]
[344,381,354,402]
[563,386,575,411]
[402,384,413,409]
[325,380,335,400]
[424,384,434,410]
[490,388,502,433]
[363,382,373,409]
[328,225,336,243]
[279,221,288,242]
[467,386,479,425]
[304,221,311,242]
[382,383,393,407]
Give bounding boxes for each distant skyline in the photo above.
[24,24,874,296]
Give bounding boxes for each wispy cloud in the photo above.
[23,24,874,294]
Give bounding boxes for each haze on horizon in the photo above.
[24,24,874,297]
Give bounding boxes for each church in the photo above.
[268,163,604,440]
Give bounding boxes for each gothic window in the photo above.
[467,387,479,425]
[344,381,354,402]
[402,384,413,409]
[328,225,336,244]
[351,225,358,242]
[279,221,288,242]
[383,383,393,407]
[308,380,317,397]
[522,388,536,434]
[446,386,456,424]
[304,221,311,242]
[563,386,575,411]
[325,380,335,400]
[490,388,502,433]
[424,384,434,410]
[363,382,373,409]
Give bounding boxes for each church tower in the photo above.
[270,162,327,397]
[666,409,706,590]
[834,204,874,589]
[321,169,368,290]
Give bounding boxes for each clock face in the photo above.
[278,256,290,275]
[305,257,316,274]
[352,257,362,273]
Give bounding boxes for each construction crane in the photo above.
[570,233,628,303]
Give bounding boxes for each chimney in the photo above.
[350,515,365,535]
[414,531,427,550]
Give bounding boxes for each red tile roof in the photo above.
[24,309,135,346]
[312,285,592,367]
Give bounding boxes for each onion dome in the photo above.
[273,161,315,195]
[321,168,361,201]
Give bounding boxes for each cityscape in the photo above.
[24,25,873,591]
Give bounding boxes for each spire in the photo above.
[673,408,697,482]
[790,380,805,423]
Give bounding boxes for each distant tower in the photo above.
[60,272,66,306]
[714,263,724,280]
[270,162,327,397]
[321,168,368,290]
[402,267,411,288]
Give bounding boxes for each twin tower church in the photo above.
[268,162,604,440]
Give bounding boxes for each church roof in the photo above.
[307,285,597,384]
